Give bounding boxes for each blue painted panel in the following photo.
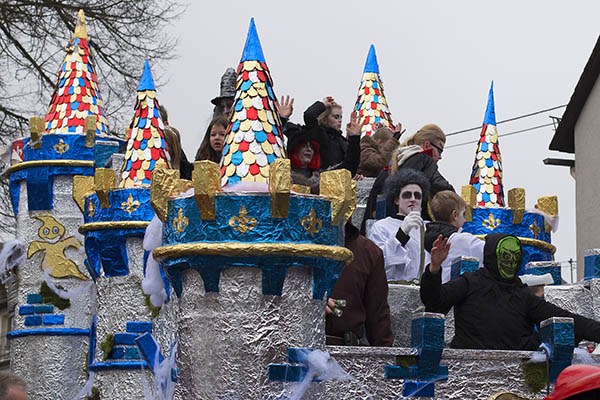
[163,194,342,247]
[126,321,152,334]
[43,315,64,325]
[114,333,138,345]
[27,294,43,304]
[19,305,34,315]
[34,305,53,314]
[24,316,42,326]
[7,328,89,339]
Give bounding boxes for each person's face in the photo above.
[296,142,315,167]
[453,207,466,229]
[217,98,234,116]
[6,386,27,400]
[209,124,226,153]
[326,107,343,130]
[424,140,444,163]
[394,184,422,216]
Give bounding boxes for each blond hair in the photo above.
[317,102,342,127]
[400,124,445,147]
[430,190,466,222]
[390,124,446,174]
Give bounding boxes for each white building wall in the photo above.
[574,77,600,279]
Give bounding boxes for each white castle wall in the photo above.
[11,176,95,399]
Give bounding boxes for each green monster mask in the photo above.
[496,236,521,279]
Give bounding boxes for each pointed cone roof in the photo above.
[44,9,109,135]
[220,18,286,187]
[469,81,505,207]
[240,18,266,63]
[119,61,172,188]
[353,45,394,137]
[363,45,380,74]
[137,60,156,91]
[483,81,496,125]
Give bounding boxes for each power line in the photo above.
[446,122,555,149]
[446,105,567,137]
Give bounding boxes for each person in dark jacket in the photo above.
[288,120,362,193]
[302,96,361,176]
[326,222,394,346]
[421,233,600,350]
[361,124,453,234]
[357,126,400,177]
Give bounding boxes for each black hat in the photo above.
[211,67,236,105]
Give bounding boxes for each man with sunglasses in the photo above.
[368,169,431,282]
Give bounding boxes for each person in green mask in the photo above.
[420,233,600,350]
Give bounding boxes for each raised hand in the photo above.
[430,234,451,274]
[393,122,406,140]
[346,111,361,136]
[275,95,294,119]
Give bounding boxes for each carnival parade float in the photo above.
[1,10,600,400]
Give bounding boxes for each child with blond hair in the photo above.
[424,190,484,283]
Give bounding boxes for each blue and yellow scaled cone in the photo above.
[353,44,394,137]
[120,60,172,187]
[469,82,505,207]
[220,18,286,187]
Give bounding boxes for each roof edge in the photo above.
[550,35,600,154]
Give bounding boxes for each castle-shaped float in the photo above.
[2,11,600,400]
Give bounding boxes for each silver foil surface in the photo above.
[174,265,324,400]
[11,177,95,399]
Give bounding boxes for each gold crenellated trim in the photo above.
[5,160,94,176]
[153,242,354,265]
[474,234,556,254]
[78,221,149,234]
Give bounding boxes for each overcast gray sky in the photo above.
[156,1,600,280]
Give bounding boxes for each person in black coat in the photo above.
[421,233,600,350]
[302,96,360,176]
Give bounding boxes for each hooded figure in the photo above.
[420,233,600,350]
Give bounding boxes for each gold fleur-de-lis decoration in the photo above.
[121,194,140,215]
[172,208,189,234]
[87,200,96,218]
[482,212,501,231]
[229,205,257,234]
[53,139,69,155]
[529,220,541,238]
[301,208,322,236]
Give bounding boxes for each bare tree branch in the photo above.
[0,0,183,237]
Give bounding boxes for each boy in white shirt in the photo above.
[423,190,484,283]
[368,169,431,282]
